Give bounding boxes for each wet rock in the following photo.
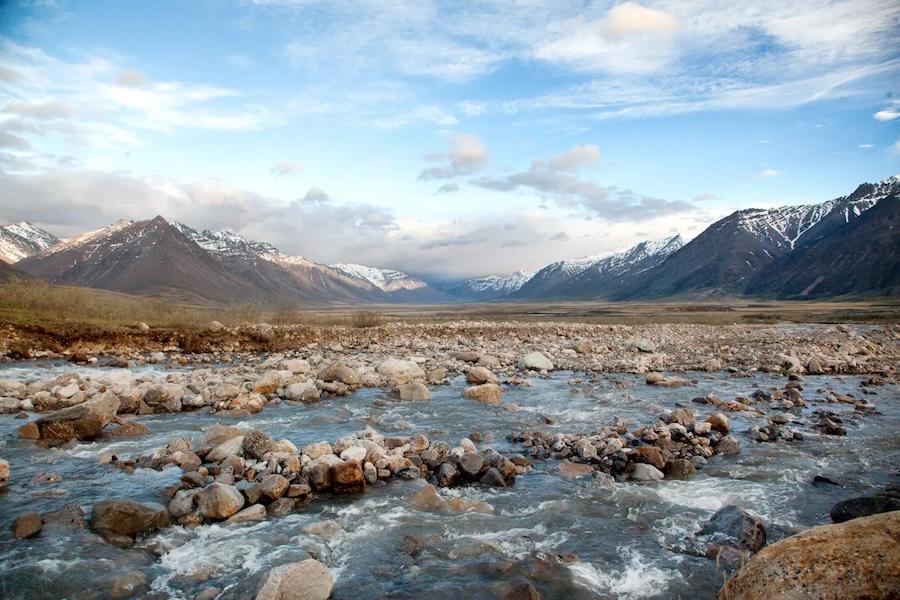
[410,434,430,454]
[669,408,695,426]
[503,583,541,600]
[141,383,184,413]
[463,383,502,405]
[378,357,426,382]
[633,446,667,469]
[255,559,333,600]
[459,452,485,476]
[41,504,87,530]
[204,424,244,446]
[90,500,170,544]
[266,497,296,517]
[320,362,360,386]
[285,381,320,402]
[107,421,152,437]
[331,459,366,494]
[243,430,276,460]
[207,436,245,462]
[518,352,554,371]
[830,496,900,523]
[302,440,334,461]
[395,381,431,401]
[196,483,245,520]
[436,462,458,487]
[109,571,148,599]
[664,458,697,480]
[720,511,899,600]
[260,474,289,501]
[303,519,344,542]
[0,457,8,489]
[706,413,729,434]
[699,505,767,554]
[226,504,267,524]
[195,588,220,600]
[402,534,424,557]
[34,391,120,446]
[12,512,42,539]
[479,467,507,487]
[558,462,594,480]
[630,463,664,481]
[466,366,498,385]
[169,489,199,517]
[717,435,741,455]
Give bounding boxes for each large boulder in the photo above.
[34,391,120,446]
[518,352,554,371]
[141,383,184,413]
[699,505,767,554]
[466,367,497,385]
[394,381,431,401]
[284,381,320,402]
[463,383,502,405]
[319,362,360,386]
[90,500,170,544]
[331,459,366,494]
[830,496,900,523]
[196,483,245,520]
[377,358,426,383]
[255,559,333,600]
[720,510,900,599]
[242,430,276,460]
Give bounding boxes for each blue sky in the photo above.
[0,0,898,278]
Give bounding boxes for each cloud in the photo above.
[550,231,570,241]
[874,108,899,121]
[858,143,874,149]
[758,169,783,178]
[547,144,599,171]
[692,192,721,202]
[116,68,146,87]
[301,185,330,203]
[434,182,459,195]
[418,133,487,180]
[0,131,31,149]
[4,100,73,120]
[606,3,681,39]
[474,152,696,222]
[271,162,301,177]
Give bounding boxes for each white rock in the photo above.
[518,352,554,371]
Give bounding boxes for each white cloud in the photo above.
[874,108,899,121]
[301,185,329,203]
[270,162,300,177]
[418,133,487,180]
[758,169,783,178]
[548,144,599,171]
[606,3,680,38]
[858,143,874,149]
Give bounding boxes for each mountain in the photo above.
[450,270,535,301]
[0,259,29,282]
[746,193,900,298]
[615,176,899,299]
[329,263,445,302]
[0,222,60,263]
[17,217,270,304]
[513,235,683,300]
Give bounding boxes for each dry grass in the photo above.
[350,310,386,328]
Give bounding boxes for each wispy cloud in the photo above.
[758,169,784,178]
[270,162,300,177]
[418,133,487,180]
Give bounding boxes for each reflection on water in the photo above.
[1,364,897,599]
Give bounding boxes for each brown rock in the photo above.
[706,413,730,434]
[633,446,667,469]
[331,459,365,494]
[260,474,289,501]
[196,483,245,520]
[463,383,502,405]
[106,421,151,437]
[720,510,900,600]
[558,462,594,479]
[503,583,541,600]
[90,500,170,543]
[17,421,39,439]
[34,391,120,446]
[255,559,333,600]
[12,512,42,539]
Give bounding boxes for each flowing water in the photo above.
[1,362,897,599]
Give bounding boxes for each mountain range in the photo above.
[4,175,899,304]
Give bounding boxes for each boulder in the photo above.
[41,504,87,530]
[106,421,151,438]
[90,500,170,543]
[503,583,541,600]
[630,463,664,481]
[141,384,184,413]
[35,391,120,446]
[302,519,344,542]
[204,424,244,446]
[242,430,276,460]
[196,483,245,520]
[378,358,426,383]
[302,441,334,460]
[717,435,741,456]
[699,505,767,554]
[285,381,320,402]
[463,383,502,405]
[720,511,900,600]
[12,512,42,539]
[0,457,8,489]
[830,496,900,523]
[664,458,697,480]
[331,459,365,494]
[281,358,311,374]
[226,504,267,524]
[260,474,289,501]
[633,446,667,469]
[207,436,245,462]
[466,367,497,385]
[706,413,729,434]
[319,362,360,386]
[518,352,554,371]
[394,381,431,401]
[627,337,655,353]
[255,559,333,600]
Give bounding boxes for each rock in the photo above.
[303,519,344,542]
[319,362,360,386]
[670,408,695,426]
[255,559,333,600]
[378,357,426,382]
[204,424,244,446]
[17,421,39,440]
[302,440,334,461]
[459,452,485,476]
[141,383,184,413]
[109,571,148,599]
[699,505,767,553]
[720,511,899,600]
[195,588,220,600]
[410,434,429,454]
[305,455,341,491]
[243,430,276,460]
[518,352,554,371]
[479,467,507,487]
[340,446,367,462]
[664,458,697,480]
[196,483,245,520]
[628,337,655,353]
[0,457,8,489]
[285,381,321,402]
[645,372,665,385]
[137,322,150,332]
[503,583,541,600]
[331,459,365,494]
[466,366,497,385]
[706,413,729,434]
[41,504,87,530]
[207,436,245,462]
[253,371,285,395]
[106,421,151,437]
[34,391,120,446]
[90,500,170,543]
[168,489,199,518]
[630,463,664,481]
[266,497,296,517]
[12,512,42,539]
[281,358,311,374]
[463,383,502,405]
[260,474,289,501]
[226,504,267,524]
[830,497,900,523]
[717,435,741,456]
[395,381,431,401]
[236,480,262,504]
[633,446,667,469]
[558,462,594,479]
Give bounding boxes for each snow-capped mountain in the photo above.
[616,175,899,299]
[0,221,60,263]
[513,235,684,300]
[329,263,428,292]
[458,270,536,298]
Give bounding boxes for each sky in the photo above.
[0,0,898,280]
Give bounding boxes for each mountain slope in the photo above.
[0,222,60,263]
[451,270,536,301]
[616,177,897,299]
[747,194,900,298]
[514,235,683,300]
[17,217,266,304]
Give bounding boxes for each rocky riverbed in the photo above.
[0,322,898,599]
